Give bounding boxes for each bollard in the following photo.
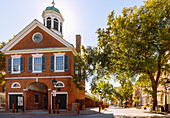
[49,105,51,114]
[53,96,55,114]
[57,104,59,114]
[99,105,101,113]
[77,104,79,114]
[12,104,15,113]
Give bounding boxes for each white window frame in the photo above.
[32,54,43,73]
[11,55,21,74]
[54,81,65,88]
[11,82,21,88]
[54,53,65,72]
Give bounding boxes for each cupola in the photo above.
[42,0,64,37]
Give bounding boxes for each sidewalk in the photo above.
[0,107,101,115]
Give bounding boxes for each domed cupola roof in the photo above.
[45,6,60,14]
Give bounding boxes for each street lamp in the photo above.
[52,79,57,87]
[52,79,57,113]
[165,78,170,112]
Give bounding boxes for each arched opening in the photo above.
[47,17,51,29]
[26,82,48,110]
[54,18,58,31]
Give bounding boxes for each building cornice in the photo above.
[5,76,73,80]
[2,47,77,56]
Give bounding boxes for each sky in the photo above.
[0,0,145,92]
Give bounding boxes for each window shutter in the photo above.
[65,55,69,71]
[50,56,54,71]
[28,57,32,72]
[20,57,24,72]
[42,56,46,71]
[7,58,11,72]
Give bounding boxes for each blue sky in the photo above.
[0,0,145,92]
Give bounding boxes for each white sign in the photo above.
[53,90,56,96]
[18,96,23,106]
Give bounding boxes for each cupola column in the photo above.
[51,17,54,29]
[44,17,47,27]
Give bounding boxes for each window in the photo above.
[50,54,69,72]
[11,82,21,88]
[47,17,51,29]
[56,56,64,70]
[60,22,62,34]
[54,18,58,31]
[34,57,42,71]
[54,53,65,72]
[13,58,20,72]
[35,94,39,104]
[11,55,24,73]
[28,55,46,73]
[32,54,43,73]
[54,81,65,88]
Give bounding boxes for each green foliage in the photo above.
[91,80,114,100]
[73,0,169,109]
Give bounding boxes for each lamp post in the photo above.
[52,79,57,113]
[165,79,170,112]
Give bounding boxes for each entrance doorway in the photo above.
[9,94,23,109]
[52,94,67,109]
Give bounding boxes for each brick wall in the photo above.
[11,26,65,50]
[26,89,47,110]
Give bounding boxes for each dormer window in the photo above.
[54,18,58,31]
[47,17,51,29]
[60,22,62,34]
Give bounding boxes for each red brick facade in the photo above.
[3,18,85,110]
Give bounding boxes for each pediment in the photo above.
[1,20,73,52]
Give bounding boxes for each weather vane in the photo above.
[52,0,55,7]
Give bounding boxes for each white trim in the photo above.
[54,53,65,56]
[2,48,77,56]
[32,54,43,57]
[8,92,23,95]
[54,81,65,88]
[48,89,52,91]
[5,76,73,80]
[11,55,21,74]
[11,55,21,58]
[1,20,73,52]
[23,89,28,91]
[51,92,68,109]
[11,82,21,88]
[32,32,43,43]
[32,54,43,73]
[54,53,65,72]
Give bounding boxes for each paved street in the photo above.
[104,105,170,118]
[0,106,170,118]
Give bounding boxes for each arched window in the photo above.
[54,18,58,31]
[47,17,51,29]
[60,22,62,34]
[11,82,21,88]
[54,81,64,88]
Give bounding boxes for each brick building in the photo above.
[1,3,85,110]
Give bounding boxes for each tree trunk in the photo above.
[152,84,157,110]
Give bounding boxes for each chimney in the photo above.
[76,35,81,54]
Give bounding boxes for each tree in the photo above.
[96,0,170,110]
[0,42,6,85]
[0,38,12,85]
[73,0,169,110]
[90,80,114,103]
